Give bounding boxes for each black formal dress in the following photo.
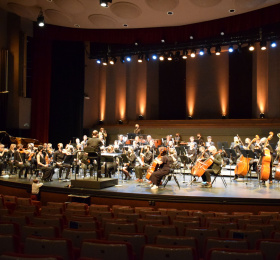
[150,155,170,186]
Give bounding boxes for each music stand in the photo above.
[117,153,129,184]
[240,149,255,181]
[63,155,75,182]
[224,148,237,180]
[217,141,229,150]
[179,155,192,183]
[127,133,136,139]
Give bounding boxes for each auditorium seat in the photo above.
[117,213,140,223]
[238,218,263,229]
[205,217,230,227]
[142,245,197,260]
[41,206,63,215]
[104,222,136,238]
[68,219,98,230]
[32,216,64,233]
[206,248,264,260]
[11,211,36,224]
[232,212,254,218]
[140,210,161,218]
[193,212,215,227]
[64,209,89,220]
[114,207,134,217]
[1,215,30,227]
[0,252,63,260]
[173,220,200,235]
[111,205,131,214]
[0,208,10,217]
[257,239,280,260]
[24,236,74,260]
[66,202,88,211]
[270,219,280,231]
[46,202,66,212]
[184,228,220,258]
[80,239,133,260]
[16,198,31,206]
[175,215,200,223]
[15,205,39,214]
[157,208,177,215]
[166,210,189,222]
[89,210,113,222]
[3,196,17,204]
[145,214,170,225]
[21,225,59,243]
[228,229,263,249]
[245,224,275,238]
[156,235,198,250]
[137,219,163,233]
[272,231,280,239]
[259,211,279,220]
[0,234,20,255]
[208,222,238,238]
[204,237,249,259]
[0,222,20,236]
[250,215,272,224]
[144,224,177,244]
[134,207,154,214]
[89,204,110,212]
[108,233,147,260]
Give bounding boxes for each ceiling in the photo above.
[0,0,280,30]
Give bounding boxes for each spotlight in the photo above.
[96,58,101,64]
[188,115,193,120]
[138,54,143,63]
[228,45,234,53]
[37,9,45,27]
[138,115,144,120]
[100,0,112,7]
[220,32,225,36]
[199,48,204,56]
[182,50,188,59]
[189,36,194,40]
[248,43,255,51]
[190,49,196,58]
[145,54,150,61]
[221,115,226,119]
[102,57,108,65]
[118,119,123,124]
[151,54,157,60]
[159,53,165,61]
[260,41,267,50]
[126,56,131,62]
[167,52,173,61]
[271,41,277,48]
[215,46,221,55]
[207,47,212,55]
[161,39,165,43]
[99,120,104,124]
[109,57,117,65]
[260,113,265,119]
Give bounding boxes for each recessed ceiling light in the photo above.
[229,9,235,13]
[123,24,128,27]
[74,24,80,28]
[46,0,53,2]
[167,11,173,15]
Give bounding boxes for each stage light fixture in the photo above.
[118,119,123,124]
[138,115,144,120]
[126,56,131,62]
[199,48,204,56]
[102,57,108,65]
[167,52,173,61]
[96,58,101,64]
[207,47,212,55]
[271,41,277,48]
[188,115,193,120]
[182,50,188,59]
[215,46,221,55]
[190,49,196,58]
[152,54,157,60]
[145,54,150,61]
[159,53,165,61]
[228,45,234,53]
[260,41,267,50]
[138,54,143,63]
[99,120,104,124]
[248,43,255,51]
[161,39,165,43]
[100,0,112,7]
[221,115,226,119]
[109,57,117,65]
[37,9,45,27]
[260,113,265,119]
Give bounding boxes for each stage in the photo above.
[1,167,280,213]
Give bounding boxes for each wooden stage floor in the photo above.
[1,167,280,207]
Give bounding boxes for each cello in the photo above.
[260,132,274,181]
[234,135,257,177]
[146,155,161,180]
[191,148,208,176]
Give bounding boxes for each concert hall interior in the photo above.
[1,2,280,258]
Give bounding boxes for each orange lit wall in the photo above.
[99,67,106,121]
[115,62,126,121]
[136,61,147,117]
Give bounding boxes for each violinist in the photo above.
[36,145,54,181]
[7,144,16,175]
[14,144,31,178]
[150,147,170,190]
[134,124,141,135]
[117,135,125,150]
[53,143,71,180]
[134,145,153,182]
[201,146,222,188]
[174,133,181,147]
[122,147,136,180]
[0,144,8,175]
[205,136,215,148]
[259,137,274,184]
[81,135,88,150]
[99,128,107,145]
[196,133,205,147]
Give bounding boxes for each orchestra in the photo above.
[1,127,280,190]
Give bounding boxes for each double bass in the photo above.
[234,135,257,177]
[260,132,274,181]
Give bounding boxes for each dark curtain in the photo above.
[228,48,253,119]
[159,60,186,120]
[48,41,84,145]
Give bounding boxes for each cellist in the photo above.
[201,146,222,188]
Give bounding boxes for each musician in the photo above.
[162,135,173,147]
[196,133,205,147]
[53,143,71,180]
[192,146,210,181]
[122,147,136,180]
[81,135,88,150]
[134,145,153,182]
[244,138,255,150]
[117,135,125,150]
[174,133,181,146]
[99,128,107,145]
[201,146,222,188]
[80,151,94,178]
[86,130,103,178]
[73,144,83,176]
[186,142,197,163]
[14,144,31,178]
[134,124,141,135]
[36,145,54,181]
[0,144,8,175]
[99,134,106,152]
[74,138,81,149]
[150,147,170,190]
[168,148,179,168]
[26,143,37,174]
[7,144,16,175]
[259,137,273,184]
[205,136,215,148]
[188,136,197,149]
